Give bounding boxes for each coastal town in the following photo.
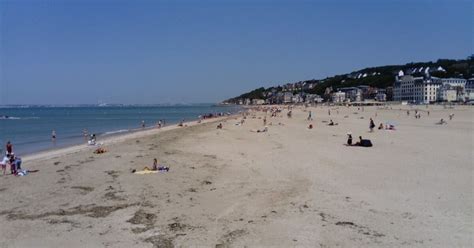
[228,57,474,106]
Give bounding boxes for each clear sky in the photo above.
[0,0,472,105]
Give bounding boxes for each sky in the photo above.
[0,0,472,105]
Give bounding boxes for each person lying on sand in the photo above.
[354,136,373,147]
[327,119,338,126]
[378,123,384,130]
[217,123,223,129]
[385,124,396,130]
[436,119,447,125]
[251,126,268,133]
[345,135,372,147]
[94,147,107,154]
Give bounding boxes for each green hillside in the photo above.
[225,56,474,103]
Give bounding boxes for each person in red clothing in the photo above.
[6,141,13,156]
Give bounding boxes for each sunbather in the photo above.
[94,147,107,154]
[354,136,373,147]
[436,119,447,125]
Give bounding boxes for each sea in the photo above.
[0,104,241,155]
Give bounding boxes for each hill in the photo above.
[225,56,474,103]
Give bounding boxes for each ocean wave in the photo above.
[0,116,39,120]
[102,129,130,135]
[0,116,20,120]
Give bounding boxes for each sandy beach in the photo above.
[0,105,472,247]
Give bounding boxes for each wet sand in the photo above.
[0,105,472,247]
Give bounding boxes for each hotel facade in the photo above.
[393,75,441,103]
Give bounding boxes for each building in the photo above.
[375,92,387,102]
[332,91,346,103]
[465,78,474,101]
[283,92,293,104]
[337,87,362,102]
[393,75,441,104]
[437,85,458,102]
[440,78,467,87]
[252,99,265,105]
[305,94,323,103]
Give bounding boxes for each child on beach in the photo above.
[369,118,375,132]
[1,156,8,175]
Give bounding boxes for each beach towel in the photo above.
[134,170,159,175]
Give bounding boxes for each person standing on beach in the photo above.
[5,141,13,156]
[369,118,375,132]
[1,155,8,175]
[52,130,57,143]
[83,129,88,141]
[307,111,312,121]
[141,120,146,128]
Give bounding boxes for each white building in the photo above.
[291,95,304,103]
[283,92,293,104]
[393,75,441,104]
[252,99,265,105]
[465,78,474,101]
[437,85,457,102]
[438,77,467,101]
[337,87,362,102]
[332,91,346,103]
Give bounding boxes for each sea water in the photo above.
[0,104,240,155]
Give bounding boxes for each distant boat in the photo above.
[97,100,108,107]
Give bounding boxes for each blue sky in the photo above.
[0,0,472,104]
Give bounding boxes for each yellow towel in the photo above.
[134,170,159,175]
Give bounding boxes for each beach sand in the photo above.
[0,105,472,247]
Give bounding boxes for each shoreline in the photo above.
[22,114,237,163]
[1,104,242,157]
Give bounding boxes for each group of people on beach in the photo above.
[1,141,23,175]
